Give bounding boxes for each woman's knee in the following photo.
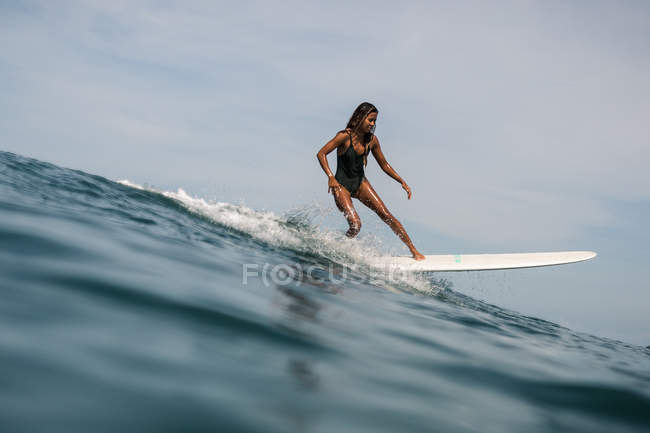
[377,208,393,223]
[351,216,362,231]
[347,218,361,237]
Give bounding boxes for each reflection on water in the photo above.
[288,359,320,392]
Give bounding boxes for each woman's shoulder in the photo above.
[334,129,351,141]
[328,130,350,151]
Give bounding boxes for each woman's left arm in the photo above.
[370,137,413,200]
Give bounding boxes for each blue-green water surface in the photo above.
[0,150,648,433]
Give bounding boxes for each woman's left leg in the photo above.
[356,178,425,260]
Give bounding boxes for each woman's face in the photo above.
[362,112,377,133]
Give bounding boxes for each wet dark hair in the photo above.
[345,102,377,167]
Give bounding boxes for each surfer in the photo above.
[317,102,425,261]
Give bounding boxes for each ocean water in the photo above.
[0,149,648,433]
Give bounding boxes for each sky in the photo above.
[1,0,649,345]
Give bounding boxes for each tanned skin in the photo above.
[317,111,425,261]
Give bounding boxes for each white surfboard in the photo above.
[369,251,597,272]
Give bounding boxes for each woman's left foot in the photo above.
[412,252,425,261]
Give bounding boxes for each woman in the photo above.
[316,102,425,261]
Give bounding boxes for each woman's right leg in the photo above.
[332,186,361,237]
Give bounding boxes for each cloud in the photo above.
[1,0,649,239]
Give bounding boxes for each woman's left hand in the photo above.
[401,181,412,200]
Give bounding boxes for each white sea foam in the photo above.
[116,180,438,294]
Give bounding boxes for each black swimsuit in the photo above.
[335,130,367,196]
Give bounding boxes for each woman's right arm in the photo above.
[316,131,346,177]
[316,132,346,192]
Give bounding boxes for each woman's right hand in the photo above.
[328,177,341,194]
